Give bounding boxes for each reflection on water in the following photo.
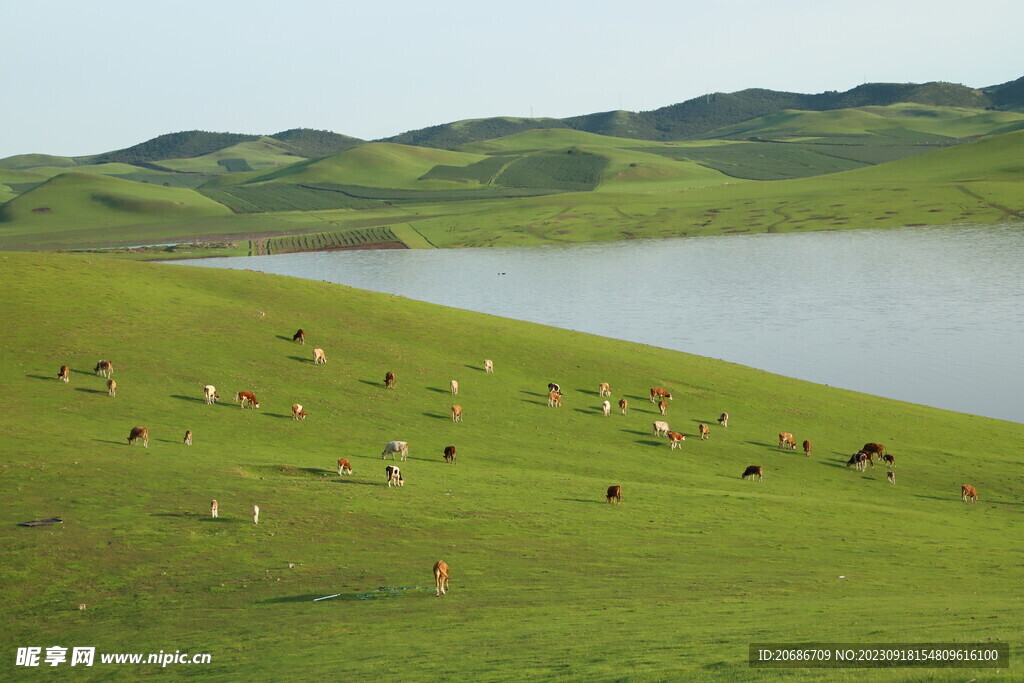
[168,224,1024,423]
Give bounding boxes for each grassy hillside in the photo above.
[155,138,304,174]
[0,252,1020,680]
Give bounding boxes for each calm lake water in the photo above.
[170,223,1024,423]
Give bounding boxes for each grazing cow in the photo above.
[618,398,628,415]
[94,360,113,378]
[802,440,812,457]
[107,379,116,397]
[653,421,670,437]
[235,391,260,409]
[741,465,763,482]
[650,387,673,403]
[252,504,260,524]
[386,465,404,487]
[337,458,353,476]
[433,560,450,596]
[547,391,562,408]
[203,385,219,404]
[860,443,886,458]
[484,359,493,373]
[381,441,409,461]
[548,383,561,395]
[606,485,622,504]
[313,348,327,365]
[385,371,396,389]
[444,445,457,464]
[128,426,149,448]
[601,400,611,417]
[778,433,797,450]
[699,423,710,440]
[668,431,686,449]
[718,412,729,428]
[598,382,611,397]
[58,365,70,383]
[961,484,978,503]
[291,403,309,420]
[292,329,305,344]
[887,471,896,485]
[451,404,463,422]
[211,500,218,518]
[658,399,668,416]
[882,454,895,468]
[183,430,193,446]
[450,379,459,395]
[846,452,870,471]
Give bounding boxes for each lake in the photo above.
[169,223,1024,423]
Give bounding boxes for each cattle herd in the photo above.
[52,328,988,599]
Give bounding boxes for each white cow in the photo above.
[381,440,409,461]
[203,385,219,404]
[601,400,611,417]
[653,421,671,437]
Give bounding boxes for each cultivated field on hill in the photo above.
[1,252,1020,680]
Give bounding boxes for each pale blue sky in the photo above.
[1,0,1020,159]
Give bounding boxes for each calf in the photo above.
[606,485,622,504]
[386,465,404,487]
[451,404,463,422]
[618,398,628,415]
[94,360,113,378]
[433,560,450,596]
[846,452,870,471]
[128,426,149,448]
[718,412,729,428]
[450,379,459,395]
[292,329,305,344]
[107,379,116,397]
[313,348,327,365]
[547,391,562,408]
[658,399,668,416]
[778,432,797,450]
[58,365,70,383]
[961,484,978,503]
[252,504,260,525]
[668,431,686,449]
[601,400,611,417]
[741,465,763,482]
[291,403,309,420]
[235,391,260,409]
[484,359,493,373]
[381,441,409,461]
[337,458,353,476]
[699,423,710,440]
[183,430,192,446]
[444,445,457,464]
[650,387,673,403]
[887,471,896,485]
[653,420,670,437]
[385,371,396,389]
[598,382,611,397]
[203,385,220,404]
[802,440,812,457]
[882,454,895,468]
[211,499,218,518]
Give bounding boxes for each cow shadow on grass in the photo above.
[556,498,605,505]
[93,439,127,446]
[520,390,546,397]
[425,387,452,394]
[171,394,213,405]
[73,387,106,395]
[521,398,547,406]
[622,429,653,436]
[358,379,383,389]
[819,460,851,470]
[636,439,665,447]
[275,335,294,342]
[288,355,313,364]
[331,478,378,487]
[26,374,59,381]
[263,413,293,420]
[422,412,453,421]
[463,364,485,372]
[573,408,603,416]
[743,440,778,449]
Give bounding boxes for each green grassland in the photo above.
[155,138,304,174]
[1,252,1020,680]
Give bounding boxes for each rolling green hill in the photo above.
[1,252,1020,680]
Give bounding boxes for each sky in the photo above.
[1,0,1021,159]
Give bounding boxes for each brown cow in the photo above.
[658,399,668,416]
[451,405,463,422]
[547,391,562,407]
[650,387,673,403]
[183,430,193,446]
[598,382,611,397]
[860,443,886,457]
[58,365,70,383]
[127,426,149,448]
[292,329,305,344]
[802,440,812,457]
[699,423,710,440]
[211,499,218,518]
[741,465,763,482]
[668,431,686,449]
[235,391,260,409]
[961,484,978,503]
[107,379,117,397]
[882,454,895,468]
[433,560,450,596]
[618,398,628,415]
[94,360,113,378]
[385,371,396,389]
[778,433,797,450]
[312,348,327,365]
[718,412,729,428]
[444,445,457,464]
[887,471,896,485]
[606,485,622,504]
[337,458,353,476]
[291,403,309,420]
